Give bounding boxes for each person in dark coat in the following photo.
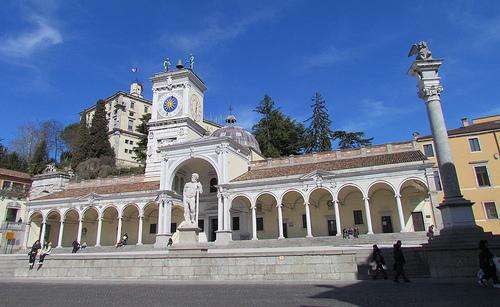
[28,240,41,270]
[478,240,499,288]
[72,240,80,253]
[371,244,388,280]
[393,240,410,282]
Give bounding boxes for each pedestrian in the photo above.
[342,228,348,240]
[348,227,353,239]
[81,241,87,251]
[37,242,53,270]
[478,240,499,288]
[28,240,41,270]
[72,240,80,253]
[167,237,173,247]
[354,226,359,238]
[370,244,388,280]
[426,225,434,241]
[122,233,129,246]
[393,240,410,282]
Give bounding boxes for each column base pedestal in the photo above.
[154,233,172,248]
[215,230,232,245]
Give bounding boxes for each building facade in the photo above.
[0,168,31,252]
[416,115,500,234]
[25,64,440,249]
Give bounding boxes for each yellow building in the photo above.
[416,114,500,233]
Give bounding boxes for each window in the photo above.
[130,102,135,109]
[130,141,133,145]
[124,149,128,153]
[2,180,12,189]
[149,223,157,234]
[5,208,18,222]
[474,165,491,187]
[302,214,307,228]
[469,138,481,152]
[125,140,129,144]
[171,223,177,234]
[232,217,240,231]
[209,178,218,193]
[433,170,442,191]
[484,202,498,219]
[128,119,133,131]
[423,144,434,157]
[144,106,149,113]
[129,111,134,117]
[256,217,264,231]
[353,210,364,225]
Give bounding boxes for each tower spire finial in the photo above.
[226,103,236,125]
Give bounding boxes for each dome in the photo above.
[212,115,261,154]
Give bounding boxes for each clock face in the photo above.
[162,96,178,113]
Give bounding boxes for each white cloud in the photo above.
[168,9,277,51]
[302,46,352,69]
[0,15,62,58]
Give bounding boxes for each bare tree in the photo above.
[10,122,40,160]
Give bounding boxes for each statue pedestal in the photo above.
[154,234,171,248]
[215,230,232,246]
[169,223,208,254]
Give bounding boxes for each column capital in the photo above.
[395,194,401,199]
[277,203,283,208]
[418,84,443,100]
[363,197,370,201]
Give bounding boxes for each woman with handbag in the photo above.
[28,240,41,270]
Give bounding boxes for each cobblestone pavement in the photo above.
[0,278,497,307]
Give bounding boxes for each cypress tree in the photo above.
[305,92,333,153]
[133,113,151,164]
[28,140,49,175]
[88,100,115,164]
[72,114,91,169]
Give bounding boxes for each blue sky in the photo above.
[1,0,499,148]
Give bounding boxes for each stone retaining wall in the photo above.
[0,250,357,281]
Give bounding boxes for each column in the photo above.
[116,217,122,244]
[40,220,47,246]
[157,201,164,235]
[77,218,83,242]
[223,195,230,231]
[363,197,374,234]
[57,220,64,248]
[395,195,406,232]
[23,222,31,249]
[304,202,313,238]
[137,216,143,245]
[95,217,102,247]
[251,204,258,240]
[277,204,284,239]
[217,192,223,231]
[333,200,342,236]
[164,200,172,235]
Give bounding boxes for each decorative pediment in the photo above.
[299,170,334,181]
[77,192,102,204]
[300,170,337,190]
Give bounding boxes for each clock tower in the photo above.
[145,59,208,178]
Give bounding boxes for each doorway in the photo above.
[282,223,288,238]
[327,219,337,236]
[411,212,425,231]
[209,218,218,242]
[381,216,393,233]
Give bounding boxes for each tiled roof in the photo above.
[418,119,500,139]
[232,151,426,182]
[0,168,32,181]
[34,180,160,201]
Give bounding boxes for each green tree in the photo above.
[88,100,115,164]
[71,114,92,169]
[332,131,373,149]
[0,141,28,172]
[60,122,81,153]
[252,95,305,157]
[133,113,151,164]
[28,140,49,175]
[305,92,333,153]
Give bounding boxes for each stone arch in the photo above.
[167,155,221,191]
[81,207,99,246]
[399,178,431,232]
[44,210,62,246]
[230,195,253,240]
[230,194,252,207]
[336,183,367,234]
[307,186,334,201]
[255,192,279,239]
[142,202,158,244]
[335,183,366,201]
[281,189,307,238]
[398,177,428,196]
[28,210,43,222]
[367,180,397,197]
[308,187,335,237]
[100,205,119,246]
[62,209,80,247]
[367,181,399,234]
[27,211,43,247]
[122,204,140,245]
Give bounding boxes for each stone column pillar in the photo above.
[395,195,406,232]
[164,201,172,236]
[223,195,231,231]
[157,201,164,235]
[40,220,47,246]
[23,222,31,249]
[77,219,83,243]
[137,216,143,245]
[95,217,102,247]
[363,197,374,234]
[408,53,478,233]
[116,217,122,244]
[217,192,223,231]
[304,202,313,238]
[333,200,342,236]
[251,204,258,240]
[57,220,64,248]
[277,204,284,239]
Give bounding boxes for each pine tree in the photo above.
[28,140,49,175]
[71,114,91,169]
[88,100,115,164]
[332,130,373,149]
[305,92,333,153]
[133,113,151,164]
[252,95,306,157]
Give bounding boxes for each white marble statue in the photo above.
[182,173,203,226]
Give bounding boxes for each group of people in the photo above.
[71,240,88,253]
[28,240,52,270]
[369,240,410,282]
[342,226,360,239]
[116,233,129,248]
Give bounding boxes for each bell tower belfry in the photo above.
[145,57,208,178]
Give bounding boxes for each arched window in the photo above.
[210,178,218,193]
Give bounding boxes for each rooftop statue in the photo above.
[408,41,433,60]
[163,57,171,72]
[189,54,195,70]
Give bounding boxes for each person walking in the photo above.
[478,240,499,288]
[371,244,388,280]
[393,240,410,282]
[28,240,41,270]
[37,242,53,270]
[72,240,80,253]
[426,225,435,241]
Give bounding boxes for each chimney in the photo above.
[412,131,420,140]
[461,117,469,127]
